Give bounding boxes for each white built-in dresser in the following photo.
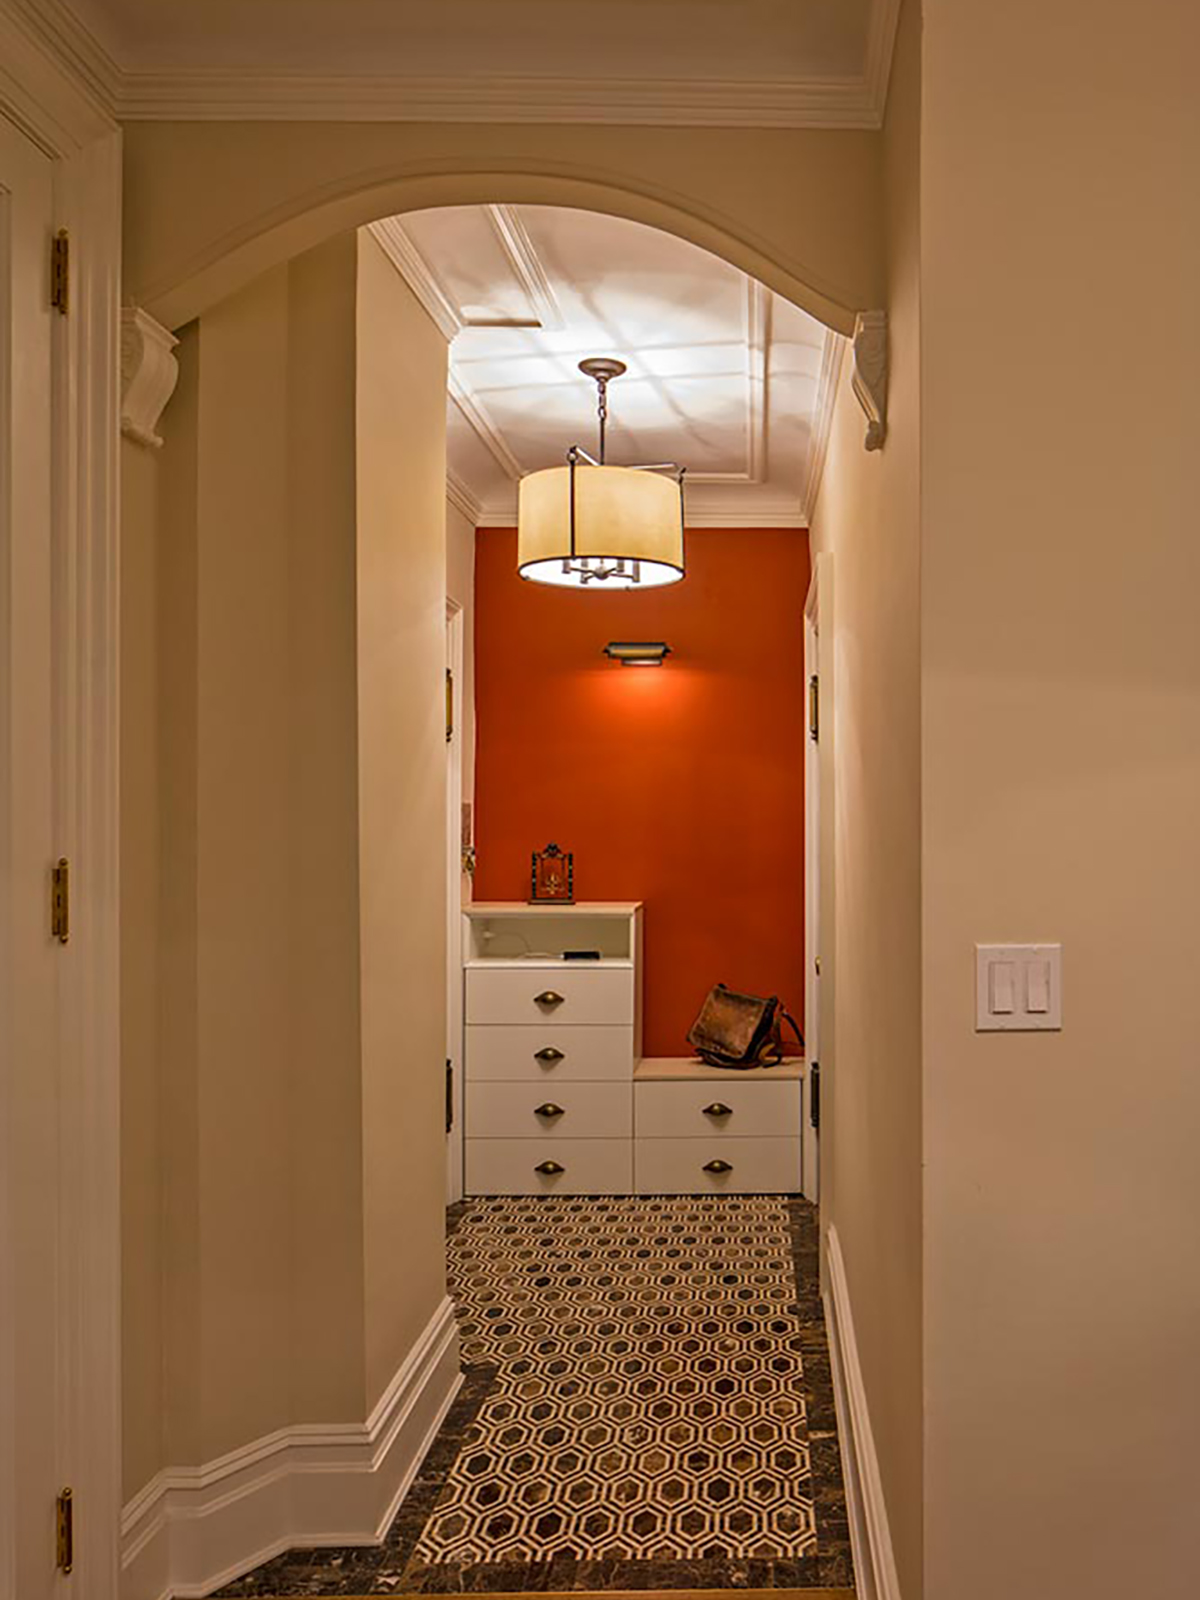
[463,903,642,1196]
[462,901,804,1196]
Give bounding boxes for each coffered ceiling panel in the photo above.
[374,204,838,528]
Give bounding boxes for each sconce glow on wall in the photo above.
[517,359,687,590]
[604,641,672,667]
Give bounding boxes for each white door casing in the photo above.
[0,15,122,1599]
[802,563,821,1203]
[445,600,465,1202]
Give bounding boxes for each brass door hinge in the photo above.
[808,674,820,744]
[56,1487,73,1574]
[445,667,454,743]
[51,858,70,944]
[50,230,69,315]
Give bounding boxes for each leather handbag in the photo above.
[686,983,804,1069]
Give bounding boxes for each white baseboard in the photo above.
[121,1296,461,1600]
[824,1225,902,1600]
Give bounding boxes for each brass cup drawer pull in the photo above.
[535,1102,565,1119]
[703,1159,733,1174]
[702,1101,733,1118]
[534,990,565,1007]
[534,1046,565,1063]
[535,1159,565,1175]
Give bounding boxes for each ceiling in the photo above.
[42,0,900,126]
[372,204,840,528]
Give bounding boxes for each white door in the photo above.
[802,583,821,1202]
[0,111,65,1600]
[445,602,465,1201]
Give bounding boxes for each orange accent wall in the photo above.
[473,527,810,1058]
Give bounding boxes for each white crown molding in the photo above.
[0,0,120,127]
[486,204,564,331]
[120,306,179,449]
[851,309,888,451]
[446,470,483,527]
[121,1298,460,1600]
[449,372,525,480]
[684,505,806,529]
[368,217,462,343]
[473,497,806,530]
[825,1226,903,1600]
[689,278,770,487]
[0,0,118,148]
[864,0,904,122]
[802,328,846,520]
[113,69,885,128]
[5,0,899,130]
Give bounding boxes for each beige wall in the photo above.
[920,3,1200,1598]
[807,1,923,1592]
[121,230,452,1490]
[122,121,883,335]
[355,232,450,1405]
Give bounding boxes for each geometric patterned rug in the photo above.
[213,1195,852,1595]
[417,1195,813,1564]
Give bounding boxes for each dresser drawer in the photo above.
[466,1081,631,1140]
[466,1138,632,1196]
[466,965,634,1026]
[634,1078,800,1140]
[466,1024,633,1082]
[634,1137,801,1195]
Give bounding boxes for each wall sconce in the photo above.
[603,641,671,667]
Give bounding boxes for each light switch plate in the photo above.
[976,944,1062,1031]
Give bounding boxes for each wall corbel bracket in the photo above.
[851,309,888,451]
[121,307,179,449]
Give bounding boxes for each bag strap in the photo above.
[777,1006,806,1054]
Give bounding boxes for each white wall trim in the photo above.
[121,306,180,449]
[120,1297,462,1600]
[113,70,888,128]
[0,0,899,129]
[449,371,525,480]
[368,217,462,343]
[447,471,483,528]
[485,204,564,331]
[0,16,123,1598]
[802,329,846,521]
[473,507,808,530]
[863,0,904,124]
[824,1225,903,1600]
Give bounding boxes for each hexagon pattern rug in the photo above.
[414,1195,815,1566]
[213,1195,852,1594]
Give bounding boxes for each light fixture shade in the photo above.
[518,463,684,589]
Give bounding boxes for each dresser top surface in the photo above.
[466,901,643,917]
[464,957,634,970]
[635,1056,805,1082]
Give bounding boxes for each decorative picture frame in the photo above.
[530,842,574,903]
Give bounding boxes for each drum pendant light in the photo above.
[517,358,686,589]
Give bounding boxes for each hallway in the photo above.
[216,1197,851,1595]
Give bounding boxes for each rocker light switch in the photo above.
[976,944,1062,1032]
[988,961,1016,1014]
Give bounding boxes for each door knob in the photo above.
[534,1046,565,1063]
[703,1159,733,1174]
[535,1103,565,1119]
[702,1102,733,1118]
[534,990,564,1007]
[535,1160,565,1175]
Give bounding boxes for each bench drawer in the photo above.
[634,1137,801,1195]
